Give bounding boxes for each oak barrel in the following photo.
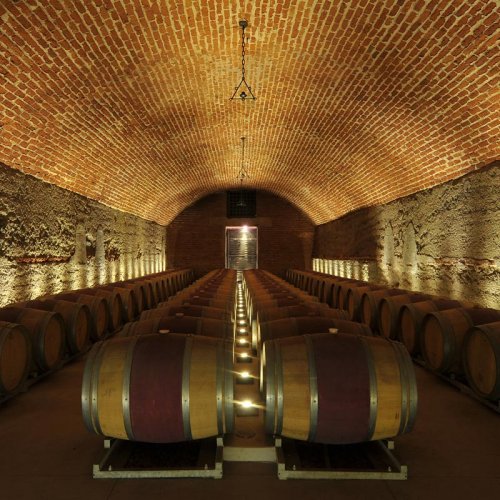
[258,316,372,347]
[421,308,500,374]
[77,288,124,332]
[378,293,429,340]
[463,322,500,400]
[17,299,91,355]
[263,333,417,443]
[0,307,65,371]
[54,293,110,341]
[141,305,230,322]
[398,299,463,355]
[120,316,233,339]
[0,321,31,395]
[360,288,408,330]
[82,333,234,442]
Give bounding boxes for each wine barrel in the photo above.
[360,289,408,330]
[113,282,146,314]
[140,305,230,322]
[263,333,417,443]
[398,299,463,355]
[378,293,429,340]
[16,299,91,355]
[99,286,138,322]
[335,281,368,312]
[463,322,500,400]
[258,316,372,348]
[421,308,500,374]
[345,285,386,321]
[53,293,110,341]
[0,321,31,395]
[82,333,234,442]
[76,288,124,332]
[252,307,350,352]
[120,316,233,340]
[0,307,65,371]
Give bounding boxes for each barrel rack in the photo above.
[92,436,408,480]
[413,358,500,414]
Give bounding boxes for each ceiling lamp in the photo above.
[230,20,256,101]
[236,136,250,206]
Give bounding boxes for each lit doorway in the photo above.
[225,226,258,270]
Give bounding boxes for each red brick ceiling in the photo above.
[0,1,498,225]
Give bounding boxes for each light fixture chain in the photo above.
[241,25,246,80]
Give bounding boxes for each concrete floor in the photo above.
[1,357,499,500]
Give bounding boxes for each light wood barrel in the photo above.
[0,321,31,395]
[378,293,429,340]
[263,333,417,444]
[0,307,65,371]
[398,299,463,355]
[463,322,500,400]
[19,299,91,355]
[55,293,110,341]
[120,316,233,340]
[421,308,500,374]
[82,333,234,443]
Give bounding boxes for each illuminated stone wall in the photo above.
[0,162,166,307]
[313,163,500,308]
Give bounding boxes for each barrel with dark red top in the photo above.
[262,333,417,444]
[82,333,234,443]
[421,307,500,374]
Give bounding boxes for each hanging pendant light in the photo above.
[230,20,256,101]
[236,136,250,206]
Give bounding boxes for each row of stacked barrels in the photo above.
[241,269,418,445]
[81,269,237,443]
[286,269,500,401]
[0,268,194,399]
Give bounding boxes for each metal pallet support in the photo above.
[275,438,408,480]
[413,358,500,414]
[93,437,224,479]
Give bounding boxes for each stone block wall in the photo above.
[0,162,166,307]
[313,163,500,308]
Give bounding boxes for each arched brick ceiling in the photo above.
[0,1,498,225]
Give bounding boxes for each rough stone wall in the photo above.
[313,163,500,308]
[167,191,314,277]
[0,162,166,307]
